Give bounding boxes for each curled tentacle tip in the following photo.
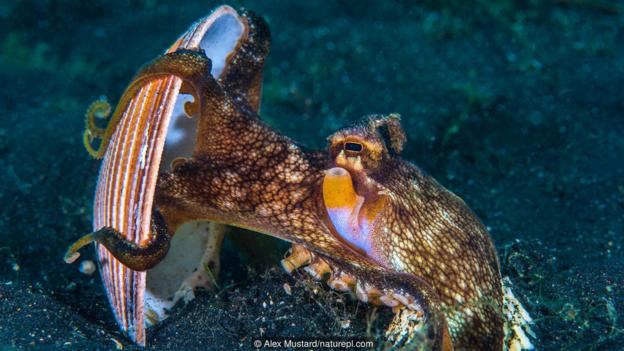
[64,232,98,264]
[183,100,198,117]
[88,96,112,119]
[64,251,80,264]
[83,96,114,159]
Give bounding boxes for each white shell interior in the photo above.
[145,7,245,326]
[160,12,245,170]
[145,222,213,324]
[201,13,245,78]
[502,277,536,351]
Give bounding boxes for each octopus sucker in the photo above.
[280,243,312,274]
[328,270,357,292]
[288,248,429,316]
[66,5,536,350]
[303,257,332,280]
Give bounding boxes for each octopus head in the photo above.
[327,113,405,174]
[322,114,406,260]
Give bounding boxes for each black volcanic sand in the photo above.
[0,1,623,350]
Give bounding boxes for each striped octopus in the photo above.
[66,6,535,350]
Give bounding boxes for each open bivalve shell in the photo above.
[92,6,252,345]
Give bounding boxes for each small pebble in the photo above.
[79,260,96,275]
[65,282,77,291]
[283,283,292,295]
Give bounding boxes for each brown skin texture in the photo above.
[69,11,503,350]
[216,11,268,111]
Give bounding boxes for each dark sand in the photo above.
[0,1,622,350]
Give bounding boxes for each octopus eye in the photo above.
[344,142,363,153]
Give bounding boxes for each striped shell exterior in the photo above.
[92,6,247,345]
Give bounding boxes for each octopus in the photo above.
[65,5,535,350]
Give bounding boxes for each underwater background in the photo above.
[0,0,623,349]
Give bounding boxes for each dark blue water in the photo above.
[0,1,622,349]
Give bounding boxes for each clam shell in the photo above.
[93,5,248,345]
